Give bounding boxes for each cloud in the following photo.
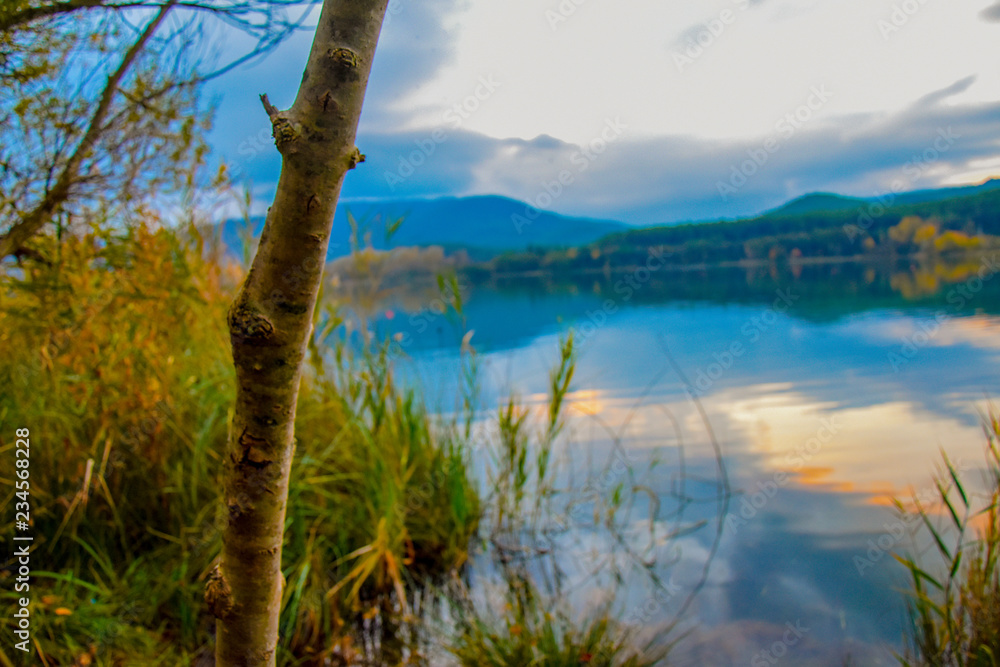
[206,1,471,169]
[980,0,1000,22]
[670,22,721,50]
[225,73,1000,228]
[362,0,471,129]
[912,75,977,108]
[341,129,501,200]
[669,0,770,49]
[340,77,1000,224]
[378,110,992,224]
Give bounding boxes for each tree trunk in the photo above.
[207,2,388,665]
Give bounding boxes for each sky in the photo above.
[206,0,1000,225]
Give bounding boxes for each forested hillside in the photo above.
[487,186,1000,274]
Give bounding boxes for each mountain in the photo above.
[218,195,627,261]
[761,178,1000,216]
[487,183,1000,275]
[884,178,1000,207]
[766,179,1000,218]
[215,180,1000,263]
[767,193,869,217]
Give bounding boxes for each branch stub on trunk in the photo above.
[229,302,275,344]
[238,429,274,469]
[327,47,360,81]
[205,565,234,620]
[348,148,365,170]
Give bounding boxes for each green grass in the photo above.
[17,220,999,666]
[0,224,658,666]
[449,571,669,667]
[0,225,480,664]
[896,417,1000,667]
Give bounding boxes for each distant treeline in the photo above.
[479,187,1000,274]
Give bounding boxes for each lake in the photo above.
[336,258,1000,666]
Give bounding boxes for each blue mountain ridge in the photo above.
[215,179,1000,261]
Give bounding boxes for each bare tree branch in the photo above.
[0,0,312,35]
[0,1,175,259]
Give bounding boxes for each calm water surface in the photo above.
[344,261,1000,666]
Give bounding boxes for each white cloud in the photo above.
[207,0,1000,221]
[388,0,1000,144]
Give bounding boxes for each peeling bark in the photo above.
[210,2,388,665]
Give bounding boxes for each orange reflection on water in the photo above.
[702,387,992,508]
[790,466,857,494]
[521,382,993,515]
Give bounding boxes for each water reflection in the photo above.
[327,260,1000,665]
